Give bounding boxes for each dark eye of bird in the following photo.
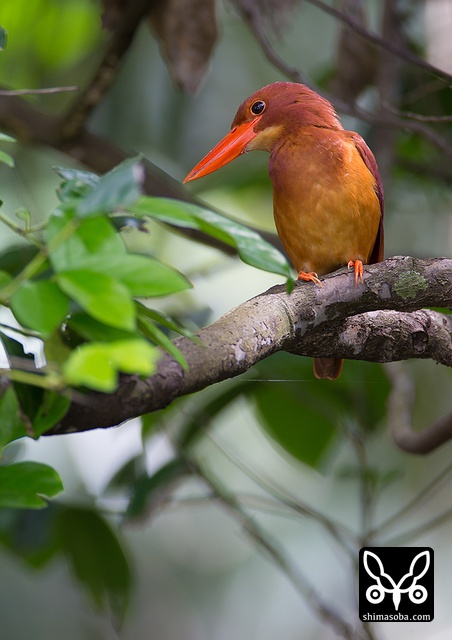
[251,100,266,115]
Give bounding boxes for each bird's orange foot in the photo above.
[348,260,364,285]
[297,271,322,286]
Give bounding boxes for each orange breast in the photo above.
[269,129,381,275]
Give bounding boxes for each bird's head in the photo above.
[184,82,342,183]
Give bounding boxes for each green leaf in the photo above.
[139,317,187,369]
[0,149,14,168]
[0,462,63,509]
[335,361,390,432]
[57,506,131,620]
[0,387,27,448]
[46,211,124,273]
[0,244,39,276]
[428,306,451,315]
[252,382,337,468]
[0,131,15,167]
[11,280,69,336]
[248,354,390,468]
[77,157,144,217]
[0,269,12,290]
[57,269,136,331]
[46,210,190,298]
[0,506,61,568]
[63,339,158,392]
[107,254,191,297]
[68,314,136,342]
[248,354,346,468]
[54,166,99,188]
[0,133,14,143]
[141,409,171,441]
[132,197,292,279]
[0,332,45,424]
[63,343,117,392]
[46,212,188,297]
[0,27,7,50]
[67,215,124,257]
[52,166,118,207]
[106,339,159,375]
[105,454,146,492]
[43,331,72,366]
[15,208,32,226]
[126,459,189,521]
[32,392,71,437]
[137,305,198,340]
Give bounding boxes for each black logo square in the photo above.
[359,547,434,622]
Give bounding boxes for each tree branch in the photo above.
[386,362,452,454]
[60,0,153,141]
[304,0,452,86]
[180,451,360,640]
[49,256,452,435]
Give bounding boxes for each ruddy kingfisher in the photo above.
[184,82,384,380]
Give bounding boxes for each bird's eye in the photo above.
[251,100,266,115]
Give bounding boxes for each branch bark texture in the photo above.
[53,256,452,434]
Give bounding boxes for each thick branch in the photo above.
[51,256,452,435]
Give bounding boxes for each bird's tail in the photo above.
[313,358,343,380]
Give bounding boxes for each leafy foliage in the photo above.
[57,506,131,621]
[0,26,7,51]
[0,461,63,508]
[0,132,15,167]
[0,155,295,513]
[0,504,131,619]
[0,152,294,622]
[131,197,292,279]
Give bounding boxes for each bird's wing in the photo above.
[350,133,385,264]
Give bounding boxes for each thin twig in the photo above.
[154,491,347,524]
[382,101,452,123]
[231,0,309,85]
[370,460,452,537]
[383,506,452,546]
[0,86,79,96]
[304,0,452,85]
[174,446,361,639]
[207,431,358,554]
[347,428,376,547]
[0,367,60,390]
[0,211,43,247]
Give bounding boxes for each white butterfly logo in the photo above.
[363,550,430,611]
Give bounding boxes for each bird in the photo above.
[184,81,384,380]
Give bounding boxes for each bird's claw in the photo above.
[297,271,322,286]
[348,260,364,285]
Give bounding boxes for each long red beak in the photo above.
[183,117,259,183]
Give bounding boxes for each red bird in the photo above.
[184,82,384,380]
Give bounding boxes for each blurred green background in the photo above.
[0,1,451,639]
